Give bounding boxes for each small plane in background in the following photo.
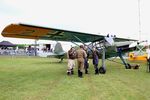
[128,40,148,61]
[1,23,138,74]
[38,42,66,62]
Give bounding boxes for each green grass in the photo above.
[0,56,150,100]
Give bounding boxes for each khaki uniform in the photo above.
[67,49,76,75]
[76,48,87,72]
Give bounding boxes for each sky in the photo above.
[0,0,150,47]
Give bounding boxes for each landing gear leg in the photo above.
[118,48,131,69]
[99,42,106,74]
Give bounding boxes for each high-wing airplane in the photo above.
[1,23,138,74]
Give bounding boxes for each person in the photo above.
[146,46,150,72]
[67,47,76,75]
[92,47,99,74]
[76,45,87,78]
[84,45,89,74]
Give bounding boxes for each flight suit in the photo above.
[76,48,87,77]
[84,49,89,74]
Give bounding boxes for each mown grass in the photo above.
[0,56,150,100]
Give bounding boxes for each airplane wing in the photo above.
[1,23,137,43]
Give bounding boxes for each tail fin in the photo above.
[54,42,64,54]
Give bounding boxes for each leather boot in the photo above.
[67,71,71,75]
[79,72,83,78]
[71,68,74,75]
[85,69,88,74]
[95,68,99,75]
[78,70,80,77]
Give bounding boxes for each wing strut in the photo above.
[73,35,86,45]
[73,35,93,52]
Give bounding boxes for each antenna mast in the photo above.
[138,0,141,41]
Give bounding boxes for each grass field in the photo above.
[0,56,150,100]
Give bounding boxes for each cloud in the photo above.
[0,0,22,15]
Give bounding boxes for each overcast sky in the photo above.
[0,0,150,45]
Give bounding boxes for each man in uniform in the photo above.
[84,45,89,74]
[76,45,87,78]
[67,47,76,75]
[92,47,99,74]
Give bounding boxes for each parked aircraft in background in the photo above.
[38,42,66,62]
[1,23,138,74]
[128,40,148,61]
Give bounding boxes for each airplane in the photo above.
[38,42,66,62]
[128,40,148,61]
[1,23,138,74]
[47,42,66,62]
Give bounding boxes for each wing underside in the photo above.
[1,23,136,43]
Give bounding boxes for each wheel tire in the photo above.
[99,67,106,74]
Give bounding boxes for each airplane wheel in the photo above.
[99,67,106,74]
